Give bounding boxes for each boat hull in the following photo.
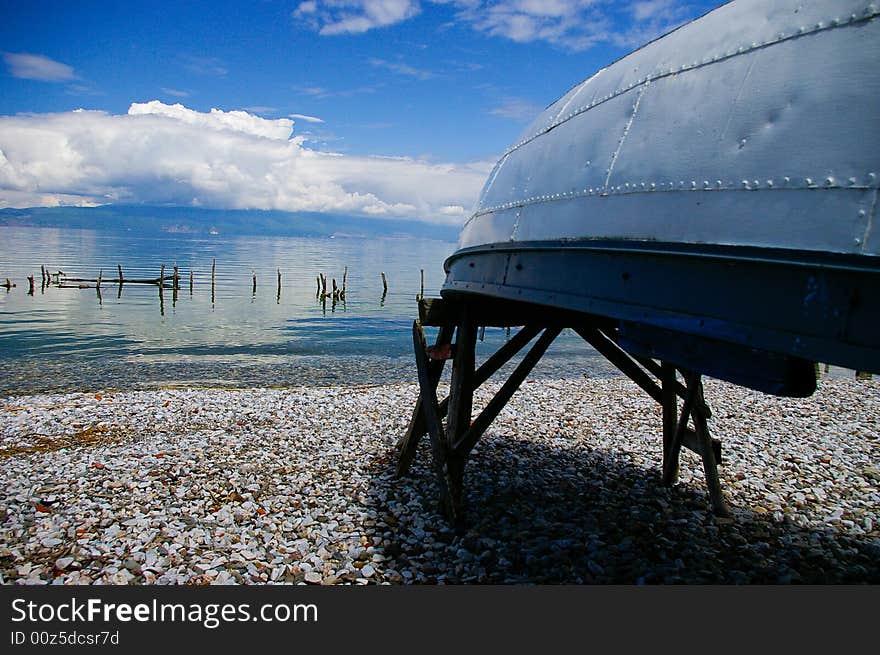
[443,0,880,391]
[442,240,880,390]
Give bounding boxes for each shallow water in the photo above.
[0,225,614,393]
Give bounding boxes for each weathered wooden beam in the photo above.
[663,370,699,486]
[635,354,693,403]
[446,318,476,449]
[412,320,453,517]
[397,324,454,476]
[661,361,679,485]
[690,378,730,517]
[574,326,663,404]
[397,324,541,476]
[444,315,477,523]
[453,326,561,456]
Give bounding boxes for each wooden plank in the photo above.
[690,379,731,517]
[453,327,561,456]
[411,320,453,516]
[446,316,476,450]
[397,324,453,475]
[397,324,541,475]
[661,361,679,485]
[419,298,456,326]
[444,314,478,524]
[663,370,699,486]
[574,326,663,404]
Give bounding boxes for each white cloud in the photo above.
[293,0,421,35]
[290,113,325,123]
[244,106,278,115]
[614,0,697,47]
[3,52,77,82]
[449,0,609,51]
[489,96,545,121]
[128,101,294,140]
[295,84,378,99]
[369,57,434,80]
[295,1,703,52]
[181,55,228,77]
[162,87,190,98]
[0,101,489,224]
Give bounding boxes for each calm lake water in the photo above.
[0,225,614,393]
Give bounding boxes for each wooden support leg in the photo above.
[397,324,541,476]
[574,327,662,403]
[663,369,731,517]
[453,327,561,456]
[444,316,477,527]
[661,361,679,484]
[411,320,454,518]
[691,379,731,518]
[663,370,699,486]
[397,324,453,475]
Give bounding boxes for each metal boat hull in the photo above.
[443,0,880,391]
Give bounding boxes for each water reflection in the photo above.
[0,225,613,391]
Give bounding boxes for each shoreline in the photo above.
[1,376,878,584]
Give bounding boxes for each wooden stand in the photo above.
[399,297,731,530]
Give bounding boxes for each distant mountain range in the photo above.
[0,205,460,241]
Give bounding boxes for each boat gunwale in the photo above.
[444,239,880,277]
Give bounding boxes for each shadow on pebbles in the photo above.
[1,376,878,584]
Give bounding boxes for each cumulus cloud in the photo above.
[295,1,702,52]
[128,101,294,140]
[0,101,489,224]
[3,52,77,82]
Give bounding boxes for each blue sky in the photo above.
[0,0,720,223]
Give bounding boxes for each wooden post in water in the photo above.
[189,270,194,295]
[341,266,347,301]
[320,273,327,299]
[316,275,321,298]
[381,272,388,297]
[276,269,282,304]
[27,275,35,295]
[252,270,257,296]
[158,264,165,313]
[173,264,180,291]
[332,278,339,300]
[117,264,124,285]
[96,269,102,288]
[418,269,424,301]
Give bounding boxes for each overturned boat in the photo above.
[400,0,880,523]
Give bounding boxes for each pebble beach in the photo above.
[1,375,878,585]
